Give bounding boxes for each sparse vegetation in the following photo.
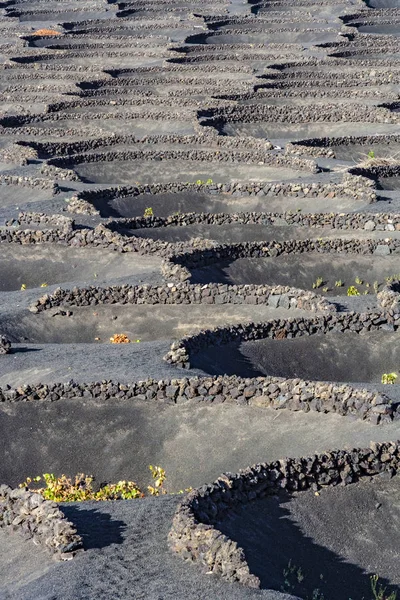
[147,465,167,496]
[195,178,213,185]
[144,207,154,218]
[32,29,62,36]
[312,277,324,289]
[18,466,191,501]
[386,274,400,283]
[347,286,360,296]
[20,473,144,501]
[381,372,398,385]
[110,334,140,343]
[370,574,397,600]
[281,561,397,600]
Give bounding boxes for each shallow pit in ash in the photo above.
[190,253,400,296]
[191,329,400,384]
[87,187,371,218]
[72,158,308,185]
[218,476,400,599]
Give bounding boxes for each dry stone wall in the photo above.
[0,375,396,424]
[162,238,400,281]
[29,283,334,314]
[169,441,400,588]
[0,485,82,558]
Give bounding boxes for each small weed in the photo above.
[355,276,363,285]
[373,281,379,293]
[312,277,324,289]
[322,287,329,293]
[144,207,154,218]
[280,562,396,600]
[367,150,375,159]
[195,179,213,185]
[381,372,397,385]
[20,283,26,291]
[147,465,167,496]
[386,274,400,283]
[335,280,344,287]
[370,574,397,600]
[347,286,360,296]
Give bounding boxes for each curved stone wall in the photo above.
[169,441,400,588]
[162,238,399,281]
[28,283,334,314]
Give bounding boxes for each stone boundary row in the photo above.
[0,221,217,257]
[28,282,333,314]
[350,164,400,181]
[164,311,399,368]
[168,441,400,587]
[0,174,58,191]
[6,212,74,229]
[0,374,395,425]
[24,133,274,157]
[46,148,318,175]
[286,134,400,158]
[2,219,394,265]
[161,238,399,281]
[163,311,400,424]
[76,172,377,203]
[260,71,398,88]
[0,485,82,558]
[0,335,11,355]
[105,210,399,232]
[198,104,399,125]
[221,87,398,101]
[0,142,38,165]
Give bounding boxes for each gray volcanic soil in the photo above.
[0,0,400,596]
[122,222,400,244]
[89,187,373,218]
[190,253,400,295]
[218,476,400,599]
[191,329,400,385]
[0,304,309,343]
[0,495,296,600]
[1,478,398,600]
[2,400,398,493]
[0,245,162,291]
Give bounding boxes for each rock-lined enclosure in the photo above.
[0,374,396,425]
[0,0,400,595]
[169,440,400,588]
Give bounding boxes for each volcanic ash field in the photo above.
[0,0,400,599]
